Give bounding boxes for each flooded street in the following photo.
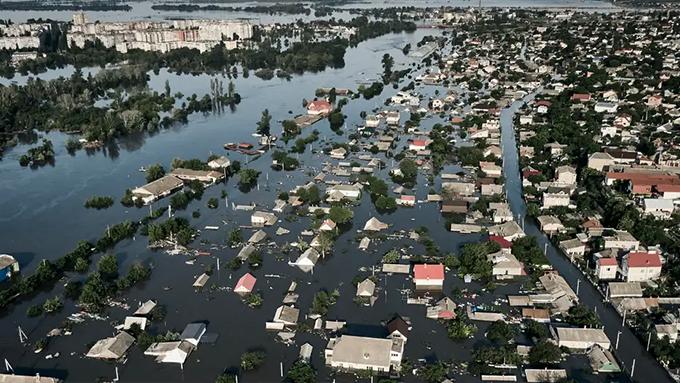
[0,28,496,382]
[1,2,659,382]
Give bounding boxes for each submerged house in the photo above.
[144,341,194,366]
[413,264,445,290]
[86,332,135,360]
[132,175,184,205]
[325,335,403,373]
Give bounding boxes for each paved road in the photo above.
[499,93,672,383]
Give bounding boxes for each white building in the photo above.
[542,192,570,209]
[621,251,662,283]
[325,335,403,373]
[643,198,675,219]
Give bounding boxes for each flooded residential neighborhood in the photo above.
[0,1,679,383]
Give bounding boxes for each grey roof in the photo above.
[180,323,207,342]
[356,278,376,297]
[364,217,388,231]
[556,327,610,345]
[524,368,567,382]
[299,343,313,362]
[193,273,210,288]
[608,282,643,298]
[133,300,157,316]
[274,305,300,324]
[248,229,268,244]
[86,331,135,359]
[134,175,183,196]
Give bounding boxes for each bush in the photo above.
[42,296,63,314]
[27,304,43,317]
[208,197,219,209]
[240,351,266,371]
[286,360,316,383]
[84,196,114,209]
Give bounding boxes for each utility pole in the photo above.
[647,331,652,351]
[622,309,627,327]
[18,326,27,344]
[631,358,636,378]
[576,279,581,296]
[616,330,621,350]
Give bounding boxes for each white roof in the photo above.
[644,198,675,210]
[327,335,392,370]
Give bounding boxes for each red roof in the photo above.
[438,310,456,319]
[657,184,680,193]
[489,235,512,249]
[307,100,332,112]
[234,272,257,292]
[627,252,661,268]
[401,195,416,201]
[598,257,618,266]
[413,264,445,281]
[536,100,552,107]
[571,93,591,102]
[412,139,428,147]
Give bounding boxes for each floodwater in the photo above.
[0,27,493,383]
[1,0,621,23]
[0,7,653,383]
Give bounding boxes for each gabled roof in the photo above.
[386,315,410,338]
[235,272,257,292]
[413,264,445,281]
[489,235,512,249]
[626,251,661,268]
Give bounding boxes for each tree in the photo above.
[42,296,63,314]
[528,339,562,366]
[215,374,236,383]
[208,197,219,209]
[447,316,476,340]
[238,168,260,187]
[524,319,548,340]
[382,249,400,264]
[146,163,166,183]
[256,109,272,136]
[328,110,345,130]
[286,360,316,383]
[565,304,601,328]
[418,361,448,383]
[240,351,266,371]
[458,242,495,279]
[486,320,515,345]
[97,254,118,281]
[311,289,338,316]
[375,195,397,211]
[381,53,394,80]
[78,272,108,310]
[228,228,242,247]
[399,158,418,182]
[328,206,353,225]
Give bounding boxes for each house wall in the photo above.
[625,266,661,282]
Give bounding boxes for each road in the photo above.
[499,92,672,383]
